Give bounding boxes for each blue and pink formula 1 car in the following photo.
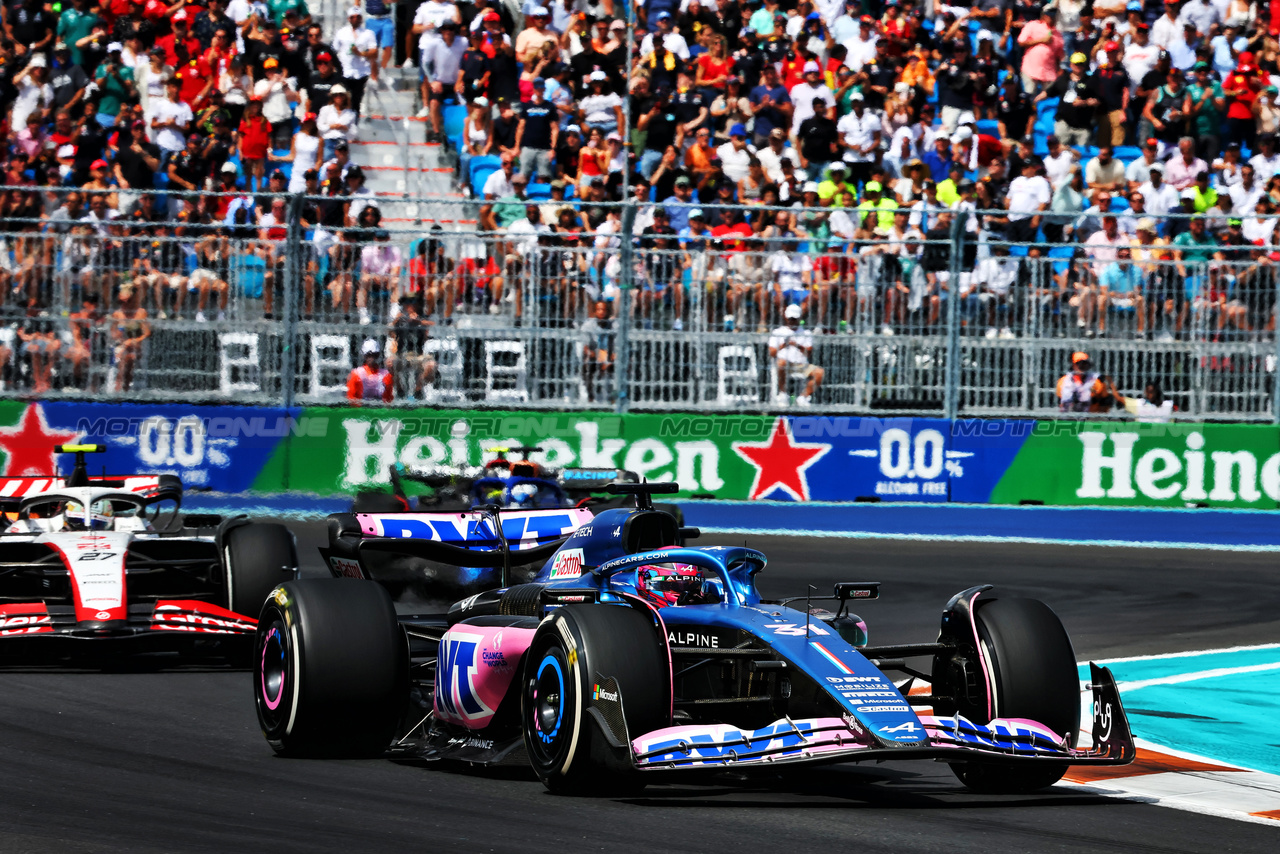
[252,484,1134,794]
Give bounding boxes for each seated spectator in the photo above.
[1086,146,1127,193]
[1107,378,1175,422]
[768,303,823,406]
[111,284,149,392]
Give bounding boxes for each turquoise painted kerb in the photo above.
[1080,646,1280,776]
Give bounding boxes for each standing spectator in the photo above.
[1094,41,1131,147]
[788,60,833,138]
[148,77,193,168]
[347,339,393,404]
[94,42,137,127]
[837,92,881,188]
[797,98,839,182]
[1037,53,1098,148]
[515,5,559,63]
[1222,54,1261,149]
[749,64,792,147]
[515,78,558,180]
[111,284,150,392]
[1005,157,1051,244]
[191,0,235,50]
[1017,6,1065,96]
[1186,62,1226,165]
[12,55,54,132]
[316,84,357,161]
[362,0,398,77]
[936,40,977,134]
[236,98,272,190]
[58,0,100,68]
[332,6,378,113]
[388,298,437,400]
[420,20,465,140]
[254,58,301,148]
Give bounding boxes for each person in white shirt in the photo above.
[316,85,359,160]
[1248,134,1280,181]
[841,17,878,71]
[1124,138,1162,190]
[1122,28,1161,84]
[788,62,834,135]
[1228,164,1264,215]
[1107,379,1174,422]
[1137,162,1181,214]
[640,11,690,60]
[756,128,800,182]
[1005,158,1052,243]
[1179,0,1220,35]
[253,58,300,142]
[11,54,53,132]
[412,0,462,57]
[1043,135,1078,187]
[716,124,756,182]
[332,6,379,112]
[1150,1,1183,48]
[768,303,823,406]
[148,77,193,159]
[972,244,1021,338]
[836,92,881,185]
[1242,198,1278,244]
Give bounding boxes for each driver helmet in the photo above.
[63,499,113,531]
[636,563,702,608]
[509,482,539,505]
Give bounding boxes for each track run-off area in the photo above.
[0,529,1276,852]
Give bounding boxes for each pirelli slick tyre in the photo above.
[254,579,408,757]
[521,604,668,795]
[950,597,1080,794]
[224,523,297,618]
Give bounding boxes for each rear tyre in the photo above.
[521,604,668,795]
[224,523,297,617]
[949,597,1079,794]
[254,579,408,757]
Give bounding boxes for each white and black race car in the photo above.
[0,445,296,662]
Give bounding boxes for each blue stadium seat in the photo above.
[1110,196,1131,212]
[234,254,267,300]
[469,154,502,195]
[526,183,551,200]
[1114,145,1143,163]
[975,119,999,137]
[443,103,467,141]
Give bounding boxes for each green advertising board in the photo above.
[251,407,777,499]
[986,421,1280,509]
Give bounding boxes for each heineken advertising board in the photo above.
[0,399,1276,509]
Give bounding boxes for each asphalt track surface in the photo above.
[1,526,1277,854]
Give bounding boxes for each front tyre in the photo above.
[254,579,407,757]
[949,597,1079,794]
[522,604,668,795]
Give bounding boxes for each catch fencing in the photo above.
[2,191,1278,421]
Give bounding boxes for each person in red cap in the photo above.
[1224,55,1262,149]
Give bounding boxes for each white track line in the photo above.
[1118,662,1280,692]
[1092,643,1280,665]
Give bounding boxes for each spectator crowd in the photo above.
[0,0,1278,403]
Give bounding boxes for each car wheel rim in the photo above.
[530,651,566,763]
[257,617,289,728]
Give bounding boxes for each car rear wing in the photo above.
[0,474,181,508]
[355,508,593,551]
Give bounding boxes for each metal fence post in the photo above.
[614,201,635,414]
[280,192,304,410]
[943,212,966,421]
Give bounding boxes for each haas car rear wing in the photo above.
[0,445,181,509]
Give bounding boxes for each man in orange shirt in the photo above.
[347,339,393,404]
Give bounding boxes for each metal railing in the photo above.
[1,190,1277,420]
